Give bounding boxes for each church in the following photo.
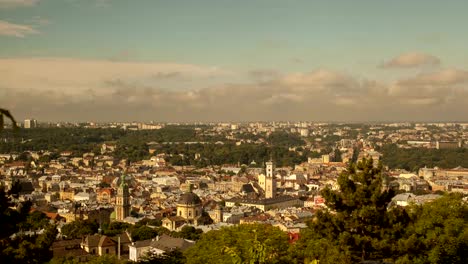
[162,185,207,231]
[111,174,130,221]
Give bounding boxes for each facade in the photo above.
[265,161,277,198]
[175,190,202,224]
[208,204,223,224]
[162,185,204,231]
[115,174,130,221]
[80,233,131,257]
[24,119,37,129]
[128,234,195,262]
[225,195,302,211]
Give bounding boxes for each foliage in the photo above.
[138,249,186,264]
[131,225,159,241]
[61,220,98,239]
[171,226,203,241]
[18,210,51,231]
[0,127,309,167]
[295,159,468,264]
[101,221,131,237]
[381,144,468,171]
[295,158,400,263]
[0,187,31,240]
[0,108,17,131]
[86,254,126,264]
[184,223,291,264]
[395,194,468,264]
[267,131,305,147]
[0,186,57,263]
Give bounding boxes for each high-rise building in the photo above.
[115,174,130,221]
[24,119,37,129]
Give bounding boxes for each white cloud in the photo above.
[282,69,355,88]
[1,58,468,122]
[0,57,231,94]
[0,20,39,37]
[381,52,440,68]
[397,68,468,86]
[0,0,38,8]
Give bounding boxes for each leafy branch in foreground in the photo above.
[0,108,18,131]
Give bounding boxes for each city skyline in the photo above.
[2,0,468,122]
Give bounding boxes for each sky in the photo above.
[1,0,468,122]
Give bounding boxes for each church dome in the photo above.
[178,192,201,205]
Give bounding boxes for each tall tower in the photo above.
[115,174,130,221]
[265,161,276,198]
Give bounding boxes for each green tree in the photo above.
[334,148,342,162]
[395,194,468,264]
[173,226,203,241]
[139,249,186,264]
[295,158,400,263]
[0,187,57,263]
[184,224,291,264]
[131,225,159,241]
[86,254,125,264]
[61,220,98,239]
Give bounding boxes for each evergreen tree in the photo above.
[296,158,402,263]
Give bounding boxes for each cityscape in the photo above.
[1,1,468,264]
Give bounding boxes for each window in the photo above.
[106,248,109,254]
[179,210,182,216]
[188,211,191,217]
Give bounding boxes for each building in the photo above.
[225,195,302,212]
[81,235,116,256]
[80,232,131,258]
[176,191,202,223]
[208,204,223,224]
[162,185,204,231]
[115,174,130,221]
[24,119,37,129]
[265,161,277,198]
[51,239,90,262]
[128,234,195,262]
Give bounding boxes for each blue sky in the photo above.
[1,0,468,121]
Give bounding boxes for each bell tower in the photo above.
[115,174,130,221]
[265,161,276,198]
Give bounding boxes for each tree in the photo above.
[131,225,159,241]
[173,226,203,241]
[395,194,468,264]
[334,148,342,162]
[0,108,17,131]
[184,224,291,264]
[295,158,400,263]
[101,221,131,236]
[61,220,98,239]
[0,187,58,263]
[139,249,186,264]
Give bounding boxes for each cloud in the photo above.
[248,69,280,82]
[0,20,39,37]
[381,52,441,68]
[0,57,230,93]
[1,58,468,122]
[396,68,468,86]
[0,0,38,8]
[281,70,356,89]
